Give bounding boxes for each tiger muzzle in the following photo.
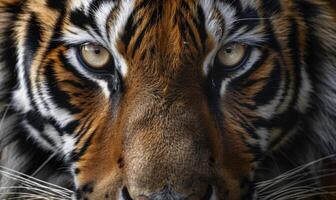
[118,94,219,200]
[121,185,215,200]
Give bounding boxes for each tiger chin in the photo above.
[0,0,336,200]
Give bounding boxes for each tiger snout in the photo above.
[120,124,215,199]
[120,185,215,200]
[73,94,232,200]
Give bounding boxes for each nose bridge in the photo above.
[121,85,214,198]
[125,81,209,141]
[124,86,211,158]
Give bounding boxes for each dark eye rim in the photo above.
[214,43,252,73]
[76,43,116,75]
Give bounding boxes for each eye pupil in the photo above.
[225,48,233,54]
[94,49,101,54]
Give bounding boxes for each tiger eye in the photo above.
[80,43,112,69]
[217,43,248,69]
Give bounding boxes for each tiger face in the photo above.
[2,0,336,199]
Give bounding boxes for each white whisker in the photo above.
[256,154,336,193]
[0,166,73,194]
[31,151,58,177]
[233,17,273,23]
[0,167,73,200]
[257,168,336,193]
[0,104,10,130]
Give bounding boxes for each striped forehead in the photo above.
[65,0,261,39]
[64,0,264,75]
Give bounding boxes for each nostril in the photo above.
[135,196,149,200]
[122,187,149,200]
[122,187,133,200]
[201,186,213,200]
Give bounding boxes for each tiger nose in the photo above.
[121,186,214,200]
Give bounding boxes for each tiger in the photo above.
[0,0,336,199]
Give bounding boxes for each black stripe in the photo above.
[69,9,91,30]
[263,17,281,52]
[46,0,66,11]
[120,0,157,51]
[63,120,80,134]
[225,0,243,13]
[178,11,200,51]
[24,120,57,147]
[261,0,282,16]
[25,111,46,132]
[133,0,152,11]
[44,61,81,114]
[25,13,53,112]
[181,0,191,12]
[131,20,151,57]
[253,60,282,107]
[122,2,163,56]
[121,13,138,51]
[229,7,260,36]
[70,132,95,162]
[287,18,302,112]
[25,109,70,137]
[58,52,94,84]
[60,80,86,90]
[131,9,160,57]
[106,3,120,42]
[295,0,321,19]
[0,4,21,103]
[74,119,95,145]
[87,0,115,38]
[25,13,42,75]
[12,128,70,178]
[195,6,207,49]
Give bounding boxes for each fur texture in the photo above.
[0,0,336,199]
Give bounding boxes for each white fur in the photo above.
[12,44,33,113]
[256,128,270,152]
[296,67,312,112]
[95,2,117,43]
[257,72,286,119]
[108,0,135,77]
[62,135,76,157]
[23,121,53,150]
[69,0,94,13]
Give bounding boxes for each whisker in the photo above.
[0,166,73,194]
[259,181,336,200]
[257,169,336,197]
[276,189,336,200]
[257,168,336,189]
[233,17,273,23]
[295,191,336,200]
[256,154,336,192]
[0,184,65,198]
[0,104,10,130]
[0,192,52,199]
[31,151,58,177]
[0,169,72,198]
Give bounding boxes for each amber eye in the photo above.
[79,43,112,70]
[216,43,249,70]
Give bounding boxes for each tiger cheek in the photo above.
[73,133,124,199]
[41,48,124,198]
[219,109,256,199]
[212,52,286,193]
